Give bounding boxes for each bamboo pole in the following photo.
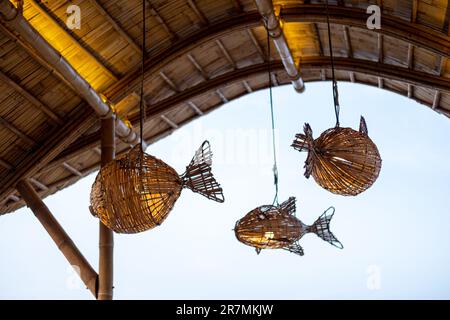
[98,116,115,300]
[253,0,305,93]
[16,179,98,298]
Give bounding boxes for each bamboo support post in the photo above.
[253,0,305,93]
[16,179,98,297]
[98,116,115,300]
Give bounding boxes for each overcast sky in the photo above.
[1,82,450,299]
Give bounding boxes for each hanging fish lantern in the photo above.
[234,197,343,256]
[292,116,382,196]
[90,141,224,234]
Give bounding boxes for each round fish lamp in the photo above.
[292,117,382,196]
[90,141,224,233]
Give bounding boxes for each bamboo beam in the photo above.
[411,0,418,23]
[432,91,441,109]
[16,179,98,297]
[29,177,49,192]
[0,116,35,145]
[407,44,414,69]
[160,115,179,129]
[187,0,208,25]
[408,84,413,98]
[216,89,228,103]
[187,53,209,80]
[88,0,142,54]
[0,0,143,147]
[146,0,177,39]
[378,77,384,89]
[343,26,353,58]
[312,23,323,56]
[187,101,203,115]
[436,56,446,76]
[253,0,305,93]
[216,39,237,70]
[98,117,115,300]
[378,34,383,63]
[246,29,266,62]
[0,70,63,125]
[271,73,279,86]
[160,71,180,92]
[8,194,20,202]
[28,0,119,81]
[62,162,83,177]
[349,72,355,83]
[243,80,253,93]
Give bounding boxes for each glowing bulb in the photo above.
[264,231,275,239]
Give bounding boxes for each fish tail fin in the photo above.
[307,207,343,249]
[182,140,225,203]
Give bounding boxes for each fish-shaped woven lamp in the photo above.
[292,117,382,196]
[90,141,224,234]
[234,197,343,256]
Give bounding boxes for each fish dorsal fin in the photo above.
[283,242,304,256]
[359,116,368,135]
[280,197,296,216]
[291,123,314,152]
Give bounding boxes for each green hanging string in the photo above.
[267,29,279,206]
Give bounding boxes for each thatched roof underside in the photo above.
[0,0,449,214]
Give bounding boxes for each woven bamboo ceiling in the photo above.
[0,0,449,215]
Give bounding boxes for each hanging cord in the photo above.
[325,0,340,127]
[267,29,279,206]
[139,0,146,154]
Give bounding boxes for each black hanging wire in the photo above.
[139,0,147,154]
[267,29,279,206]
[325,0,340,127]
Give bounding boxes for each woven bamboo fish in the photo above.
[292,116,382,196]
[90,141,224,234]
[234,197,343,256]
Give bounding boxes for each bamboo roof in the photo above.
[0,0,449,215]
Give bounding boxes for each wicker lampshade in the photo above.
[235,200,301,251]
[292,116,382,196]
[234,197,343,256]
[90,141,224,234]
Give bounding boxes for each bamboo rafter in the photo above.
[88,0,142,55]
[146,0,177,39]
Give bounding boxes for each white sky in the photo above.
[1,82,450,299]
